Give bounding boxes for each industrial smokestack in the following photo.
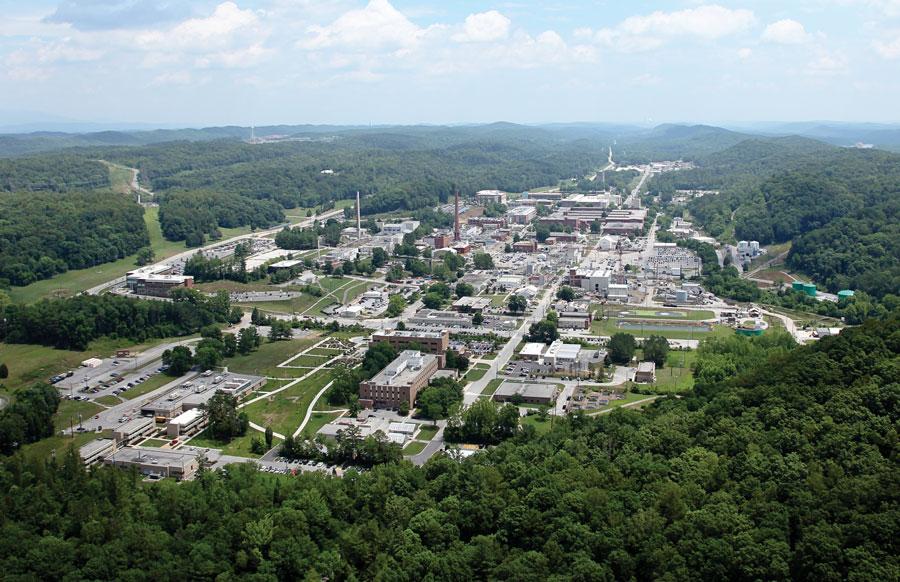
[454,189,460,242]
[356,190,362,240]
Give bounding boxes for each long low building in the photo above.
[141,373,264,420]
[113,417,155,446]
[104,447,200,481]
[79,438,117,467]
[371,329,449,355]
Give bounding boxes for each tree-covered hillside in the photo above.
[0,318,896,580]
[654,141,900,297]
[0,191,148,286]
[0,154,109,192]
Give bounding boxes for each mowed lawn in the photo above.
[652,350,697,394]
[222,336,324,377]
[187,429,279,458]
[241,369,335,437]
[8,206,253,303]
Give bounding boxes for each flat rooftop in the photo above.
[106,446,199,466]
[494,382,557,400]
[368,351,437,386]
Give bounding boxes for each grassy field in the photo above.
[596,305,716,321]
[95,395,122,406]
[652,350,697,393]
[299,411,342,439]
[520,414,554,434]
[416,425,439,441]
[288,354,331,367]
[222,336,323,377]
[238,294,322,315]
[464,364,490,382]
[122,373,175,399]
[481,378,503,396]
[20,430,106,461]
[187,429,276,458]
[403,441,428,455]
[241,369,334,437]
[7,207,253,304]
[307,347,342,356]
[195,280,285,293]
[140,438,171,448]
[590,317,724,340]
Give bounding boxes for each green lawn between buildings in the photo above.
[240,369,335,438]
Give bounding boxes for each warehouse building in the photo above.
[492,382,558,405]
[359,351,439,410]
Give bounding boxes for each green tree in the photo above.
[422,293,444,309]
[238,327,261,355]
[194,346,222,371]
[265,426,274,449]
[134,246,155,266]
[527,320,559,344]
[556,286,576,301]
[508,294,527,313]
[455,282,474,297]
[608,333,637,365]
[162,345,194,376]
[386,294,406,317]
[204,392,249,441]
[472,253,494,270]
[472,312,484,326]
[643,335,670,368]
[0,363,7,379]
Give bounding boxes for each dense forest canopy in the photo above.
[0,155,109,192]
[0,289,236,350]
[0,318,895,580]
[0,190,148,286]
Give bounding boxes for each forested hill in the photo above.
[654,140,900,298]
[0,318,896,580]
[0,191,148,287]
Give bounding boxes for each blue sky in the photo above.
[1,0,899,126]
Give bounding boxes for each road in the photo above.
[85,208,344,296]
[464,281,558,404]
[625,166,652,208]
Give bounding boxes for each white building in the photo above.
[507,206,536,225]
[475,190,508,205]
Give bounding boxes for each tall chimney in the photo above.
[356,190,362,239]
[454,189,460,242]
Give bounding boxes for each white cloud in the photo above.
[137,2,261,50]
[452,10,511,43]
[299,0,430,51]
[737,47,753,59]
[618,5,755,39]
[151,71,193,86]
[592,5,756,52]
[762,19,812,44]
